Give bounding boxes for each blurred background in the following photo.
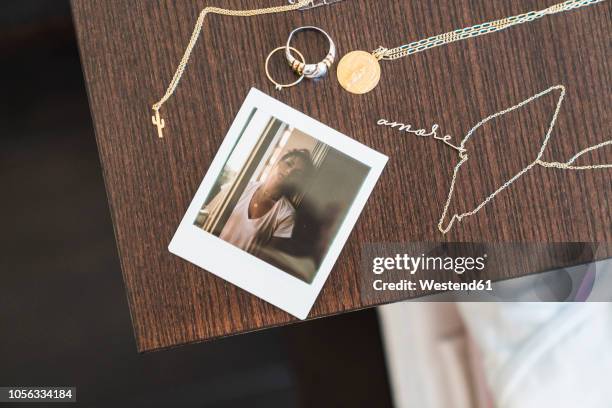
[0,2,392,407]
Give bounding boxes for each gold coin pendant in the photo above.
[336,50,381,95]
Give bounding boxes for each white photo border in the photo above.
[169,88,388,319]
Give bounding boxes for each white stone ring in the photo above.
[284,26,336,79]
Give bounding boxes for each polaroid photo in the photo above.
[169,88,388,319]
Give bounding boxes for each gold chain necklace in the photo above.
[438,85,611,234]
[337,0,606,94]
[151,0,311,138]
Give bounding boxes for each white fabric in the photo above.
[377,302,487,408]
[458,302,612,408]
[212,181,295,253]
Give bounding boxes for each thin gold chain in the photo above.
[151,0,311,137]
[438,85,612,234]
[373,0,605,60]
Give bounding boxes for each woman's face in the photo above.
[268,154,307,191]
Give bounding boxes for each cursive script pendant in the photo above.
[336,50,381,94]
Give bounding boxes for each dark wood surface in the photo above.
[71,0,611,352]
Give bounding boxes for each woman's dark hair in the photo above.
[280,148,314,177]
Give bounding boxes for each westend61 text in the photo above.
[373,279,493,291]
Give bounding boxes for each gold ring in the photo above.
[265,46,305,91]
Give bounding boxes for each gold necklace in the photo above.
[438,85,611,234]
[337,0,606,94]
[151,0,311,138]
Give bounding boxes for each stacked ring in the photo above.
[265,26,336,91]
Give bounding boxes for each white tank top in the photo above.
[219,181,295,254]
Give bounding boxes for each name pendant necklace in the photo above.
[337,0,606,94]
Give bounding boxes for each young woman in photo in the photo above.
[206,149,313,255]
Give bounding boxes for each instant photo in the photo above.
[169,88,387,319]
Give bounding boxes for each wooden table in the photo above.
[71,0,611,352]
